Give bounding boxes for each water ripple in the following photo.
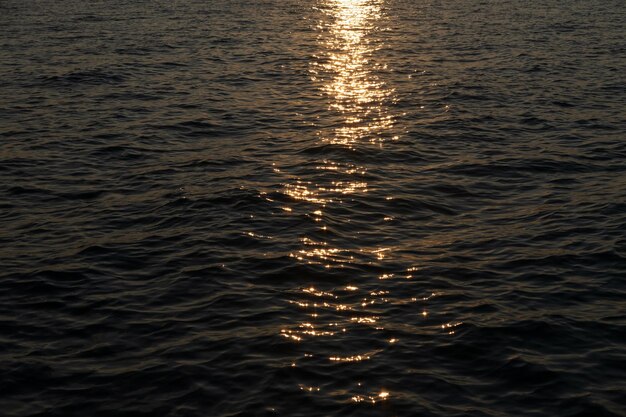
[1,0,625,416]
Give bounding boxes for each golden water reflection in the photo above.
[282,159,370,267]
[279,0,409,405]
[312,0,398,146]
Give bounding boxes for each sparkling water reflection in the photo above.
[313,0,398,146]
[280,0,408,406]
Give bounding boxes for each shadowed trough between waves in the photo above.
[0,0,625,416]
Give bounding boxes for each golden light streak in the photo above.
[313,0,397,146]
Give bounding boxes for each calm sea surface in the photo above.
[1,0,625,416]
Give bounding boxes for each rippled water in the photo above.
[1,0,625,416]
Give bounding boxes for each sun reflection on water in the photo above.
[312,0,398,146]
[277,0,408,406]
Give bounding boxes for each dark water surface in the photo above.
[1,0,625,416]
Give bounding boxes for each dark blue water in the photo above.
[1,0,625,416]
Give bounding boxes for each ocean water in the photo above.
[1,0,625,416]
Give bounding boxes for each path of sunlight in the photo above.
[275,0,406,407]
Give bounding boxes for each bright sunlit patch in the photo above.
[330,354,370,362]
[312,0,397,146]
[351,316,378,324]
[279,1,406,402]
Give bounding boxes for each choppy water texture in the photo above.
[1,0,626,416]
